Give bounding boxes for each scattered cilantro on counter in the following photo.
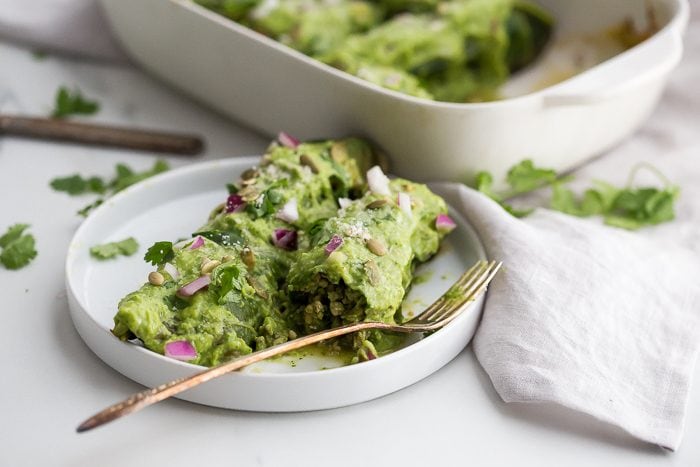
[144,241,174,266]
[49,160,170,217]
[50,174,107,195]
[51,86,100,119]
[0,224,37,270]
[476,161,679,230]
[90,237,139,260]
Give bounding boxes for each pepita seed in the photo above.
[330,142,348,163]
[364,260,380,286]
[148,271,165,286]
[288,330,297,339]
[241,247,255,268]
[366,238,387,256]
[221,255,234,263]
[366,199,388,209]
[246,276,269,299]
[241,168,259,180]
[201,259,221,275]
[299,154,319,174]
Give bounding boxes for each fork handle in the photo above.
[77,321,387,433]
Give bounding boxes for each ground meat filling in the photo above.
[298,274,367,334]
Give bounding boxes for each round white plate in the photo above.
[66,158,486,411]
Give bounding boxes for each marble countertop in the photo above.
[1,39,699,467]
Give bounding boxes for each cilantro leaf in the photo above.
[50,175,106,195]
[0,224,30,248]
[506,160,557,193]
[110,160,169,193]
[51,86,100,119]
[77,198,104,217]
[474,160,679,230]
[474,171,501,201]
[0,224,37,270]
[90,237,139,260]
[193,229,245,247]
[144,241,174,265]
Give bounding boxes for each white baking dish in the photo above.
[100,0,688,183]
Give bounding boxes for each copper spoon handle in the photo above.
[0,115,204,155]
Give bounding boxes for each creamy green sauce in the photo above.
[112,138,449,366]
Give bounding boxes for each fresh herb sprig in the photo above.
[90,237,139,260]
[51,86,100,119]
[0,224,37,270]
[49,160,170,217]
[476,160,679,230]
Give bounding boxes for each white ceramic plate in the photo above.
[66,158,486,411]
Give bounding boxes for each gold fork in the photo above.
[77,260,501,433]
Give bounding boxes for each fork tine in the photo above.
[415,260,489,323]
[429,261,501,324]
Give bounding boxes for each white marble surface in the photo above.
[1,36,699,467]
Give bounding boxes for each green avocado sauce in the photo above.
[112,137,450,366]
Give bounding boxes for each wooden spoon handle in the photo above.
[0,115,204,155]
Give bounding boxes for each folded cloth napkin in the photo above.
[432,184,700,451]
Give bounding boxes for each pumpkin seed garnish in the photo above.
[366,238,387,256]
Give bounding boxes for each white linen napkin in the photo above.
[432,184,700,451]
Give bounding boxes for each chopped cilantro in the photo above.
[193,229,245,247]
[51,161,170,218]
[90,237,139,260]
[51,86,100,119]
[144,241,175,265]
[0,224,37,270]
[110,160,169,193]
[475,161,679,230]
[77,198,105,218]
[50,175,106,195]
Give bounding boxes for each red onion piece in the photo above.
[225,194,246,213]
[189,236,205,250]
[276,198,299,223]
[278,131,300,149]
[164,340,197,361]
[435,214,456,233]
[325,235,343,255]
[367,166,390,196]
[338,197,352,209]
[398,192,412,218]
[272,228,298,250]
[177,275,211,297]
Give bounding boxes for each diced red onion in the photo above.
[338,197,352,209]
[276,198,299,223]
[366,349,377,360]
[164,340,197,362]
[177,275,211,297]
[325,235,343,255]
[398,192,412,218]
[272,228,298,250]
[163,262,180,280]
[225,194,246,213]
[435,214,457,233]
[367,166,391,196]
[189,236,205,250]
[278,131,300,149]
